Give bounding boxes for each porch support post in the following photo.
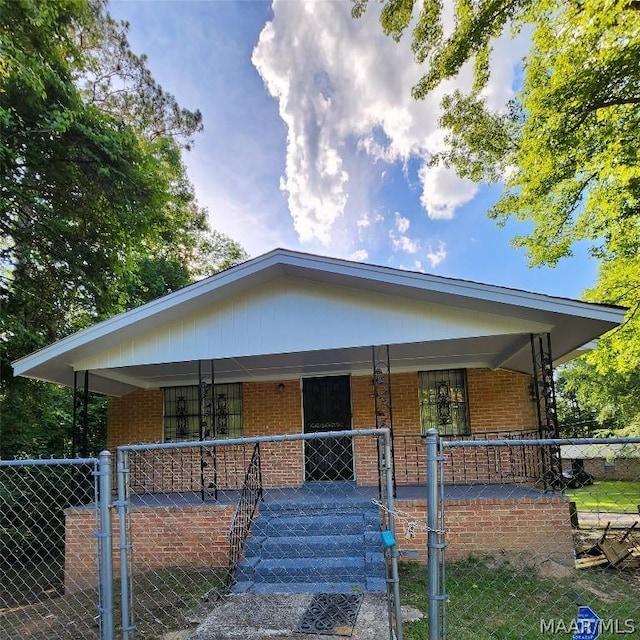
[530,333,559,437]
[211,360,218,500]
[72,370,90,457]
[530,333,562,488]
[198,360,216,501]
[372,345,396,496]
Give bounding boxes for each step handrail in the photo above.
[226,441,263,586]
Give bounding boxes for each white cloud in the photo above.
[356,212,371,229]
[426,241,447,268]
[394,212,411,233]
[389,230,420,254]
[252,0,524,245]
[350,249,369,262]
[418,164,479,220]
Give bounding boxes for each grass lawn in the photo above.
[400,556,640,639]
[564,480,640,513]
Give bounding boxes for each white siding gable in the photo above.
[74,276,548,371]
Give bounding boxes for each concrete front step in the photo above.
[261,498,376,512]
[237,555,384,582]
[252,512,379,537]
[232,577,386,594]
[232,492,386,595]
[245,533,380,559]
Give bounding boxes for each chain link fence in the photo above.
[4,433,636,640]
[0,457,101,640]
[114,429,400,640]
[400,434,640,640]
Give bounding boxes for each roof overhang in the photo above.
[12,249,627,396]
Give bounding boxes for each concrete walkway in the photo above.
[177,592,410,640]
[577,510,639,529]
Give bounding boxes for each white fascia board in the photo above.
[280,251,626,322]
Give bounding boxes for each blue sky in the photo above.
[109,0,599,299]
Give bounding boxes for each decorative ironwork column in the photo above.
[198,360,216,501]
[372,345,396,496]
[530,333,562,489]
[72,370,89,457]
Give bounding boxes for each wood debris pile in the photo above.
[575,522,640,570]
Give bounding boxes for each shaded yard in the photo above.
[0,566,226,640]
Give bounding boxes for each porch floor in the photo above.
[126,481,555,508]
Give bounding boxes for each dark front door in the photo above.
[303,375,353,481]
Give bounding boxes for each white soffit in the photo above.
[91,334,532,391]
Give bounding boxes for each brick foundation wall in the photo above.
[65,495,574,592]
[395,494,574,563]
[64,503,235,593]
[64,507,101,593]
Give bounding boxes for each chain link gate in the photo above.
[115,428,403,640]
[423,433,640,640]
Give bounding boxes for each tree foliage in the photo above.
[354,0,640,434]
[0,0,247,457]
[77,1,203,147]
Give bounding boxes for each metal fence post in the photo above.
[117,447,134,640]
[383,430,404,640]
[426,428,441,640]
[98,451,114,640]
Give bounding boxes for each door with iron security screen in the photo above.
[303,376,354,481]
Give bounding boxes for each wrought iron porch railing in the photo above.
[226,441,263,586]
[394,429,545,486]
[126,441,257,499]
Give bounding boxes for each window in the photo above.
[163,383,242,442]
[419,369,470,436]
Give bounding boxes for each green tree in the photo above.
[0,0,246,457]
[354,0,640,434]
[77,1,203,147]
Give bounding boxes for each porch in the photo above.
[15,250,621,598]
[121,427,551,498]
[122,480,555,506]
[121,480,573,567]
[64,436,574,594]
[64,480,574,591]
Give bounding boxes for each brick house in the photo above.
[13,249,626,583]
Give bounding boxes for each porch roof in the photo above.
[13,249,626,396]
